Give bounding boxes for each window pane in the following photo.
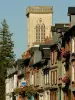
[55,70,57,85]
[47,71,49,84]
[41,24,45,42]
[36,24,40,42]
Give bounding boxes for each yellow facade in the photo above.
[26,6,53,48]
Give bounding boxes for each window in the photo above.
[36,23,45,42]
[44,70,49,85]
[34,73,37,86]
[72,38,75,53]
[50,91,57,100]
[41,24,45,42]
[51,71,54,85]
[72,65,74,82]
[32,73,34,85]
[30,71,34,85]
[51,51,54,65]
[55,70,57,85]
[54,51,57,64]
[51,51,57,65]
[36,24,40,42]
[37,71,39,86]
[51,70,57,86]
[34,70,39,86]
[14,74,17,88]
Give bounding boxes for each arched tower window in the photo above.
[36,24,40,42]
[41,24,45,42]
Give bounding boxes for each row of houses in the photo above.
[5,7,75,100]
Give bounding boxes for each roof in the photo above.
[64,25,75,38]
[55,23,69,28]
[40,30,60,50]
[26,6,53,15]
[51,23,69,32]
[68,7,75,15]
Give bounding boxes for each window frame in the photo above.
[51,70,57,86]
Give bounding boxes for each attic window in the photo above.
[57,28,62,33]
[42,48,50,59]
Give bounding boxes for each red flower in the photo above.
[62,76,69,83]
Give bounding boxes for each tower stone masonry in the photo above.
[26,6,53,48]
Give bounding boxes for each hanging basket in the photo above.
[14,86,37,95]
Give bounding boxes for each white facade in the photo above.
[5,74,17,100]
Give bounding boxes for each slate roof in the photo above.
[39,32,60,50]
[68,7,75,15]
[64,25,75,38]
[51,23,69,32]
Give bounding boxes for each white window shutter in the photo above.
[72,38,74,53]
[45,74,46,84]
[32,74,34,85]
[47,72,49,84]
[14,74,17,88]
[63,67,66,75]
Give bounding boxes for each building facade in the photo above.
[26,6,53,48]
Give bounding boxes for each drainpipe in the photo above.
[59,87,61,100]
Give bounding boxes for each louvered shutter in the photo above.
[51,52,54,65]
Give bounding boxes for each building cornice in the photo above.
[26,6,53,16]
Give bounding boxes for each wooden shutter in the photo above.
[55,70,57,85]
[50,91,53,100]
[51,52,54,65]
[34,73,37,86]
[37,71,39,86]
[51,71,53,85]
[53,71,55,85]
[55,51,57,64]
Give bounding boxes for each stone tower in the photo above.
[26,6,53,48]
